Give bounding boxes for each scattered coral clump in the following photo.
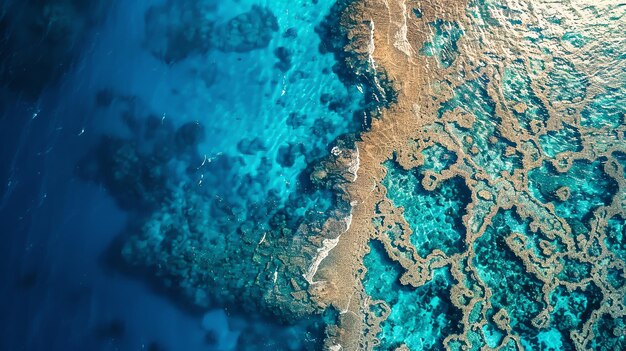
[144,1,278,63]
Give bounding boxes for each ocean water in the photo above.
[2,0,626,350]
[0,0,366,350]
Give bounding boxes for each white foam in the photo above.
[303,206,355,284]
[393,0,415,57]
[347,144,360,181]
[365,20,388,100]
[303,236,340,284]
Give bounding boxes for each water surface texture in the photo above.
[0,0,625,350]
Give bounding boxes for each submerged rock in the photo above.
[144,2,278,63]
[201,310,239,350]
[144,0,216,63]
[174,121,205,153]
[274,46,293,72]
[76,136,169,211]
[213,5,278,53]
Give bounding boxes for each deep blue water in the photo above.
[0,0,364,349]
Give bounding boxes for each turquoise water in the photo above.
[383,160,470,258]
[1,0,626,350]
[366,1,626,350]
[364,240,462,350]
[439,76,523,178]
[419,19,464,68]
[529,159,619,236]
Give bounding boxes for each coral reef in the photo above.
[307,0,626,350]
[77,0,371,339]
[78,107,358,348]
[144,0,216,63]
[213,5,278,53]
[315,0,398,128]
[144,1,278,63]
[76,0,626,349]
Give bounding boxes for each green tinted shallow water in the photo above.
[383,160,470,258]
[364,240,462,350]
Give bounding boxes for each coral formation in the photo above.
[76,0,626,349]
[144,1,278,63]
[307,0,626,350]
[78,106,353,348]
[213,5,278,53]
[77,0,372,344]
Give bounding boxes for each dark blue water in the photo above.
[0,0,366,349]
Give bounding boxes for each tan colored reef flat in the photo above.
[307,0,626,350]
